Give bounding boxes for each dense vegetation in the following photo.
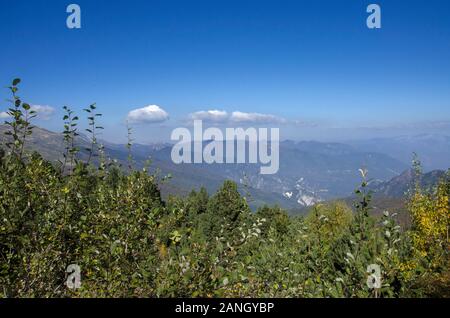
[0,79,449,298]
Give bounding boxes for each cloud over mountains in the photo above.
[30,105,55,120]
[188,110,228,123]
[187,110,287,125]
[123,106,306,127]
[0,105,55,120]
[126,105,170,124]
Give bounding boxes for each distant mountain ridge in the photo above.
[0,125,414,212]
[349,134,450,171]
[369,169,447,198]
[7,126,448,211]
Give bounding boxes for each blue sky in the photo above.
[1,0,450,142]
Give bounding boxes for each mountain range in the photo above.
[349,134,450,171]
[1,125,447,214]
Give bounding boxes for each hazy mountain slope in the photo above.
[369,169,447,198]
[349,134,450,171]
[0,125,300,211]
[0,125,410,211]
[135,140,408,208]
[337,168,448,226]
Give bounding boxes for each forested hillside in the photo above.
[1,79,449,298]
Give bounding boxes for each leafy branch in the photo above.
[3,78,35,160]
[84,103,103,165]
[61,106,79,174]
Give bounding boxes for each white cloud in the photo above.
[0,106,55,120]
[31,105,55,120]
[230,111,287,124]
[186,109,289,125]
[126,105,169,124]
[188,110,228,123]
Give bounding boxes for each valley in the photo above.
[3,124,447,214]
